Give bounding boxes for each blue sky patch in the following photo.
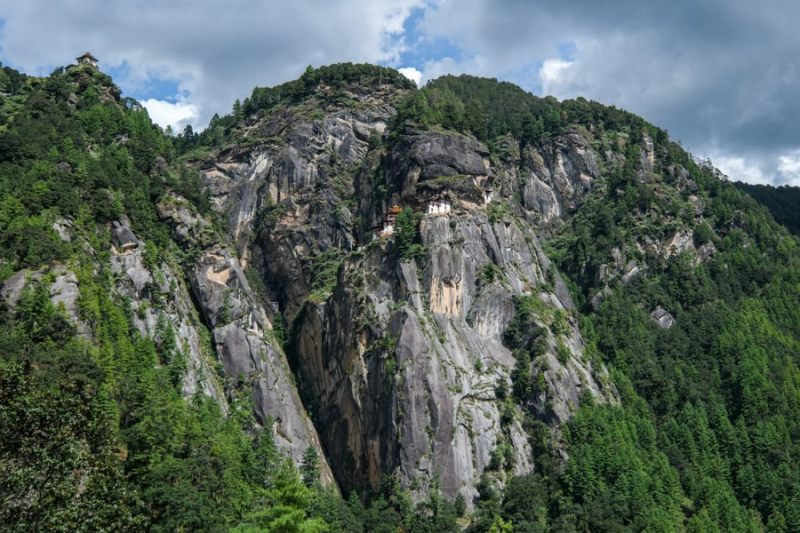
[391,7,462,69]
[498,61,546,96]
[556,41,577,62]
[106,60,186,102]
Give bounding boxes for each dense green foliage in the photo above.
[0,361,144,532]
[0,63,213,276]
[393,206,425,262]
[392,74,658,150]
[244,63,416,117]
[733,181,800,235]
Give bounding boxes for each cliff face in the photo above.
[0,70,633,504]
[0,209,336,487]
[156,195,335,484]
[186,81,620,503]
[518,132,600,226]
[288,210,617,502]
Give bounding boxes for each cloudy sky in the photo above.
[0,0,798,186]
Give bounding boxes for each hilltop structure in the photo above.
[76,52,98,69]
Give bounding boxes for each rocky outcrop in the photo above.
[287,210,616,505]
[156,195,334,484]
[640,133,656,173]
[518,132,600,224]
[1,267,85,335]
[0,230,228,407]
[110,244,226,404]
[387,131,493,206]
[51,218,73,242]
[112,217,141,252]
[1,269,29,308]
[49,269,81,324]
[199,103,395,245]
[663,228,694,256]
[188,85,618,505]
[156,195,217,248]
[650,306,675,329]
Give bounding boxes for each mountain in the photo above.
[733,181,800,236]
[1,61,798,532]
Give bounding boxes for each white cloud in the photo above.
[539,58,573,95]
[707,148,800,186]
[777,150,800,186]
[398,67,422,86]
[712,154,770,185]
[142,98,199,133]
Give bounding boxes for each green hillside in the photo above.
[733,182,800,236]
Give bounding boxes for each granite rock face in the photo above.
[156,194,334,484]
[187,83,620,505]
[110,240,227,405]
[1,268,83,327]
[199,102,395,247]
[517,132,600,225]
[285,211,617,503]
[650,306,676,329]
[387,131,493,205]
[112,219,141,251]
[1,270,29,308]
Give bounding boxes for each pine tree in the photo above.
[301,445,321,487]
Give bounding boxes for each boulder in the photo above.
[1,270,29,308]
[112,220,141,252]
[650,306,675,329]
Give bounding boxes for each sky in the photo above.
[0,0,798,186]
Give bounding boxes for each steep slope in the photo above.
[538,134,800,530]
[186,65,618,503]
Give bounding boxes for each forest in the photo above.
[1,62,799,532]
[733,182,800,236]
